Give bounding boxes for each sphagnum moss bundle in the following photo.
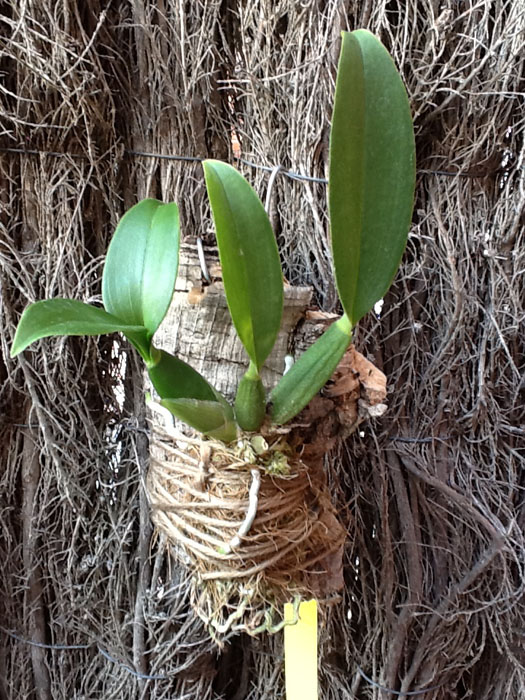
[10,30,415,638]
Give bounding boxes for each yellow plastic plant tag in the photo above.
[284,599,318,699]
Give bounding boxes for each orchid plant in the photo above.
[11,30,415,444]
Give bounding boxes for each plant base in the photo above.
[146,344,387,640]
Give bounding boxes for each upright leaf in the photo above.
[203,160,283,370]
[102,199,180,336]
[329,30,415,326]
[10,299,148,357]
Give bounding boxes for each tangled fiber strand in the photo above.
[225,1,525,697]
[0,3,224,698]
[1,0,524,698]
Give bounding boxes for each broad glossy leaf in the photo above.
[10,299,147,357]
[270,316,352,425]
[161,398,237,443]
[147,348,221,402]
[329,30,415,326]
[203,160,283,370]
[102,199,180,336]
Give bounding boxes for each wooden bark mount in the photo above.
[146,244,387,640]
[154,245,313,402]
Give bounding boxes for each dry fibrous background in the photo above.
[1,1,524,698]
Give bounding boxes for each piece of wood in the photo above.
[154,244,313,402]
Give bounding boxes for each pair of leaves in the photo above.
[11,198,237,440]
[11,199,180,362]
[202,30,415,428]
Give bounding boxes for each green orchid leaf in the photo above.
[102,199,180,336]
[148,348,235,440]
[234,362,266,432]
[329,29,415,326]
[10,299,148,357]
[270,315,352,425]
[161,397,237,443]
[147,348,221,403]
[203,160,283,370]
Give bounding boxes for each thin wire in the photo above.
[0,146,87,160]
[389,435,452,443]
[96,645,172,681]
[1,627,173,682]
[0,146,475,182]
[238,156,328,184]
[126,149,203,163]
[1,628,91,650]
[356,665,445,696]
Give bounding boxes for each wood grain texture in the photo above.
[154,245,312,402]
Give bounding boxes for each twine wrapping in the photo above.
[147,425,346,637]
